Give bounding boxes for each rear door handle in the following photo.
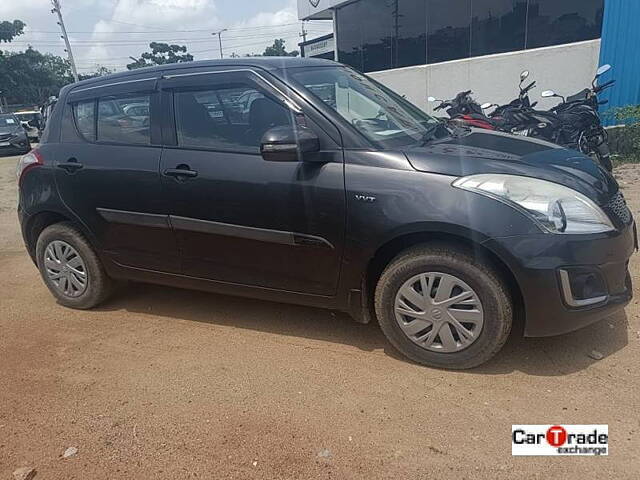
[57,159,83,173]
[163,166,198,179]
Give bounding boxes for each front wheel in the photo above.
[374,244,513,369]
[593,142,612,172]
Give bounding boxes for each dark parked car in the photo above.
[0,113,30,155]
[17,58,636,369]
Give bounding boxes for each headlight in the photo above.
[453,174,614,234]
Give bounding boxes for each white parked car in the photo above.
[14,110,42,142]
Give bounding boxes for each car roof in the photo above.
[65,57,337,93]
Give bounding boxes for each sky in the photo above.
[0,0,333,73]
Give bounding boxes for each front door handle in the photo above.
[57,158,83,173]
[163,165,198,179]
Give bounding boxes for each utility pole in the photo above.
[300,21,308,44]
[212,29,228,59]
[51,0,79,82]
[391,0,401,68]
[299,21,308,57]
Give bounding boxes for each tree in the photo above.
[78,65,113,81]
[0,19,25,44]
[610,105,640,164]
[262,39,299,57]
[126,42,193,70]
[0,47,73,105]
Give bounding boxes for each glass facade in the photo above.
[336,0,604,73]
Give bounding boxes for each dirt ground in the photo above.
[1,152,639,479]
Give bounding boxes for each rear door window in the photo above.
[72,101,96,141]
[97,94,151,145]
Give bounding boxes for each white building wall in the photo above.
[298,0,349,20]
[369,40,602,115]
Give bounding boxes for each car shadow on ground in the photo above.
[97,281,629,377]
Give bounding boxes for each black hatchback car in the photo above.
[17,58,635,369]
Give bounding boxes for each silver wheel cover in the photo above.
[394,272,484,353]
[44,240,88,298]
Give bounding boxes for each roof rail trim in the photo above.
[70,76,157,94]
[161,68,303,113]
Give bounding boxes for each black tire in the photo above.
[374,244,512,369]
[595,142,612,172]
[36,222,114,309]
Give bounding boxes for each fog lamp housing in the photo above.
[558,268,607,308]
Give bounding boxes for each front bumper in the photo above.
[484,221,635,337]
[0,137,30,154]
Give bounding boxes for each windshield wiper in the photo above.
[418,122,447,146]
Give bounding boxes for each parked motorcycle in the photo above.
[480,70,552,136]
[481,67,614,171]
[427,66,615,171]
[540,64,615,171]
[428,72,541,133]
[427,91,497,130]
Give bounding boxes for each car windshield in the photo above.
[0,114,19,128]
[290,66,445,149]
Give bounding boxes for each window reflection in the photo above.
[427,0,471,64]
[396,0,427,68]
[336,1,364,72]
[471,0,527,57]
[526,0,604,49]
[334,0,604,71]
[362,0,394,72]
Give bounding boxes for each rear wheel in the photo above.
[374,244,512,369]
[36,222,114,309]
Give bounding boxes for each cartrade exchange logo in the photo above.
[512,425,608,456]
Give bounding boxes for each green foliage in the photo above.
[0,20,25,44]
[78,65,113,81]
[126,42,193,70]
[262,39,299,57]
[0,47,73,105]
[610,105,640,165]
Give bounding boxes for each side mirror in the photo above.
[520,70,530,82]
[260,125,320,162]
[596,64,611,76]
[541,90,557,98]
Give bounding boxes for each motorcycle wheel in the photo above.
[592,142,613,172]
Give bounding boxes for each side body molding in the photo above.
[96,208,334,249]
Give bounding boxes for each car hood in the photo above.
[404,128,617,205]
